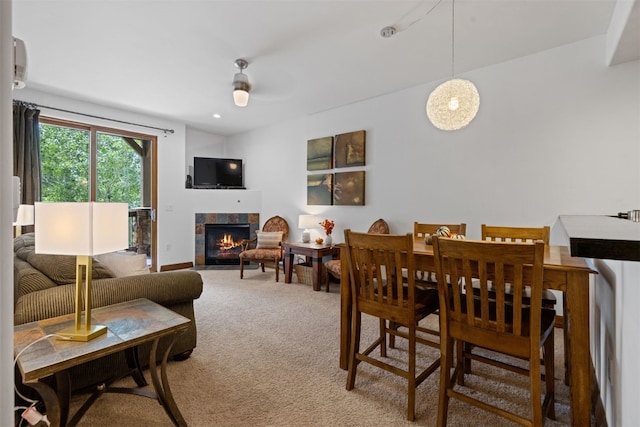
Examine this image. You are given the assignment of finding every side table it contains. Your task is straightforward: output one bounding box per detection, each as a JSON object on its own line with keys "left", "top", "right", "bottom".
{"left": 14, "top": 298, "right": 191, "bottom": 427}
{"left": 282, "top": 241, "right": 340, "bottom": 291}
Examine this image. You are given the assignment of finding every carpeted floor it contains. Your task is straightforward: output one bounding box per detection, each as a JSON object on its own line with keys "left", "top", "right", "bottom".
{"left": 66, "top": 269, "right": 587, "bottom": 426}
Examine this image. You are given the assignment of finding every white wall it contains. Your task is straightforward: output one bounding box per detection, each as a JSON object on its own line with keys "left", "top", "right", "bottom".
{"left": 1, "top": 1, "right": 15, "bottom": 424}
{"left": 228, "top": 36, "right": 640, "bottom": 244}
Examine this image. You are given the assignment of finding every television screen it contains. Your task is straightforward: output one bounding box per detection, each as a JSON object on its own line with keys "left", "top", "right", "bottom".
{"left": 193, "top": 157, "right": 244, "bottom": 189}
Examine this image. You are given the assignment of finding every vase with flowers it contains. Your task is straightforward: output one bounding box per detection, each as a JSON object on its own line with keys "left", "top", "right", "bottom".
{"left": 319, "top": 218, "right": 335, "bottom": 246}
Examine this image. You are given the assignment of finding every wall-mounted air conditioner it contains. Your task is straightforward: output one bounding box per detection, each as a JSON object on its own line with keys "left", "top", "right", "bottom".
{"left": 13, "top": 37, "right": 27, "bottom": 89}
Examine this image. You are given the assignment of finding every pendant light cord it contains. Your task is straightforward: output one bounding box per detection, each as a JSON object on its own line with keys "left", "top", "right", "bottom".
{"left": 451, "top": 0, "right": 455, "bottom": 78}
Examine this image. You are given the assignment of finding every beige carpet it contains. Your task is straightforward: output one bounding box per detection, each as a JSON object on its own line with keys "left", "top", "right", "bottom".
{"left": 67, "top": 269, "right": 588, "bottom": 426}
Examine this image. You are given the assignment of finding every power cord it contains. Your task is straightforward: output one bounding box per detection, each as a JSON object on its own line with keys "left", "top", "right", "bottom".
{"left": 14, "top": 333, "right": 71, "bottom": 426}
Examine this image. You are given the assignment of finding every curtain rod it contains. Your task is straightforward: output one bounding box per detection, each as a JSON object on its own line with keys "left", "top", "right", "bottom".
{"left": 13, "top": 99, "right": 175, "bottom": 135}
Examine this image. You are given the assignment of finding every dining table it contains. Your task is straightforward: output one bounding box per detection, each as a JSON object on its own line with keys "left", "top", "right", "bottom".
{"left": 338, "top": 239, "right": 597, "bottom": 427}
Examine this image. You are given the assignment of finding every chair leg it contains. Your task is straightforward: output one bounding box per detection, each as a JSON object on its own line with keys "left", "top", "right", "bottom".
{"left": 240, "top": 259, "right": 244, "bottom": 279}
{"left": 379, "top": 319, "right": 387, "bottom": 357}
{"left": 437, "top": 336, "right": 453, "bottom": 427}
{"left": 389, "top": 321, "right": 397, "bottom": 348}
{"left": 346, "top": 311, "right": 361, "bottom": 391}
{"left": 261, "top": 262, "right": 265, "bottom": 272}
{"left": 456, "top": 341, "right": 466, "bottom": 386}
{"left": 544, "top": 328, "right": 556, "bottom": 420}
{"left": 407, "top": 324, "right": 416, "bottom": 422}
{"left": 530, "top": 342, "right": 544, "bottom": 426}
{"left": 275, "top": 259, "right": 279, "bottom": 282}
{"left": 563, "top": 293, "right": 570, "bottom": 386}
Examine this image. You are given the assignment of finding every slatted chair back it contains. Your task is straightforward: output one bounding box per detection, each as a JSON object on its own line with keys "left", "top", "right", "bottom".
{"left": 481, "top": 225, "right": 549, "bottom": 244}
{"left": 414, "top": 222, "right": 467, "bottom": 240}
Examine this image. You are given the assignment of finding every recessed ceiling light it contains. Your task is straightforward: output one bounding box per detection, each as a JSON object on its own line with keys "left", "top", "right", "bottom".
{"left": 212, "top": 113, "right": 221, "bottom": 119}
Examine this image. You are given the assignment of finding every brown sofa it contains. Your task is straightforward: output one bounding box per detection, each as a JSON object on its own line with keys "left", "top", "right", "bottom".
{"left": 13, "top": 233, "right": 203, "bottom": 392}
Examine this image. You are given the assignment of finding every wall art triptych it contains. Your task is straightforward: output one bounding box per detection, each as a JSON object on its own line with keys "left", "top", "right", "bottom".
{"left": 306, "top": 130, "right": 366, "bottom": 206}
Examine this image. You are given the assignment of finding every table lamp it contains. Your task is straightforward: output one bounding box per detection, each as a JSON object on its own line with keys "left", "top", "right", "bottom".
{"left": 298, "top": 214, "right": 320, "bottom": 243}
{"left": 13, "top": 204, "right": 34, "bottom": 237}
{"left": 35, "top": 202, "right": 128, "bottom": 341}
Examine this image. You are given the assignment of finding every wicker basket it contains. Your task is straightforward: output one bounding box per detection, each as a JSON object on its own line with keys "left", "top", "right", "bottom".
{"left": 294, "top": 263, "right": 313, "bottom": 285}
{"left": 294, "top": 263, "right": 325, "bottom": 286}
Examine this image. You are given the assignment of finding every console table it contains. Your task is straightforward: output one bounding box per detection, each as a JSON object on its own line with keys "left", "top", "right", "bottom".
{"left": 282, "top": 242, "right": 339, "bottom": 291}
{"left": 14, "top": 298, "right": 190, "bottom": 427}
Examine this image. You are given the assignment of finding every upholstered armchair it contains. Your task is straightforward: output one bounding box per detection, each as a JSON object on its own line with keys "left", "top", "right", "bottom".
{"left": 239, "top": 215, "right": 289, "bottom": 282}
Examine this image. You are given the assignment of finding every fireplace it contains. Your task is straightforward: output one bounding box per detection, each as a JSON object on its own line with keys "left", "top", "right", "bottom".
{"left": 195, "top": 212, "right": 259, "bottom": 268}
{"left": 204, "top": 224, "right": 250, "bottom": 265}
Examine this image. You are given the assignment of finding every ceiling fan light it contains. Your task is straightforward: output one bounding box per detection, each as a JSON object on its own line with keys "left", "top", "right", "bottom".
{"left": 426, "top": 79, "right": 479, "bottom": 131}
{"left": 232, "top": 60, "right": 251, "bottom": 107}
{"left": 233, "top": 88, "right": 250, "bottom": 107}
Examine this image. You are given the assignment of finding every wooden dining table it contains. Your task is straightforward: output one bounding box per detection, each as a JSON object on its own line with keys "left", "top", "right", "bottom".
{"left": 338, "top": 239, "right": 597, "bottom": 427}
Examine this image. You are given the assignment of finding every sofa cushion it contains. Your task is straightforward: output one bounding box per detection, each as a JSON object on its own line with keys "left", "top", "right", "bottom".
{"left": 25, "top": 252, "right": 113, "bottom": 285}
{"left": 94, "top": 251, "right": 150, "bottom": 277}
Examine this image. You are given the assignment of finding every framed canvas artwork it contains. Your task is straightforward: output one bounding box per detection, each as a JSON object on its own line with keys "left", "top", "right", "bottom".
{"left": 307, "top": 173, "right": 333, "bottom": 205}
{"left": 307, "top": 136, "right": 333, "bottom": 171}
{"left": 334, "top": 130, "right": 365, "bottom": 168}
{"left": 333, "top": 171, "right": 365, "bottom": 206}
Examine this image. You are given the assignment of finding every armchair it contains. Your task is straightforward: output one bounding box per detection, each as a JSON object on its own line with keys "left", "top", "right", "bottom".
{"left": 239, "top": 215, "right": 289, "bottom": 282}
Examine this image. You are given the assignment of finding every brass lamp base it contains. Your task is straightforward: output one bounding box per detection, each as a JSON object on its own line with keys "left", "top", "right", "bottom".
{"left": 57, "top": 324, "right": 107, "bottom": 342}
{"left": 55, "top": 255, "right": 108, "bottom": 342}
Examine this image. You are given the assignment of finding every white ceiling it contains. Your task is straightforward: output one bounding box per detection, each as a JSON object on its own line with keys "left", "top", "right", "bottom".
{"left": 12, "top": 0, "right": 639, "bottom": 136}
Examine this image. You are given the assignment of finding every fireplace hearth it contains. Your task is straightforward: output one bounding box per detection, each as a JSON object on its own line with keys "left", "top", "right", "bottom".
{"left": 204, "top": 224, "right": 249, "bottom": 265}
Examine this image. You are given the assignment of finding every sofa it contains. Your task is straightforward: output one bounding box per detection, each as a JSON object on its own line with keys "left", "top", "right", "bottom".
{"left": 13, "top": 233, "right": 203, "bottom": 392}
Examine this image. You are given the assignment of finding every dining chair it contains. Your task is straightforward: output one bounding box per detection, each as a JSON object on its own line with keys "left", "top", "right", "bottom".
{"left": 413, "top": 222, "right": 467, "bottom": 287}
{"left": 481, "top": 224, "right": 570, "bottom": 384}
{"left": 323, "top": 218, "right": 389, "bottom": 292}
{"left": 388, "top": 222, "right": 468, "bottom": 349}
{"left": 433, "top": 237, "right": 555, "bottom": 426}
{"left": 344, "top": 230, "right": 440, "bottom": 421}
{"left": 239, "top": 215, "right": 289, "bottom": 281}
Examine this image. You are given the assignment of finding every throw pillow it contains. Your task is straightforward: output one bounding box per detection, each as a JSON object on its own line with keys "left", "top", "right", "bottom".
{"left": 26, "top": 252, "right": 114, "bottom": 285}
{"left": 256, "top": 231, "right": 283, "bottom": 249}
{"left": 94, "top": 251, "right": 150, "bottom": 277}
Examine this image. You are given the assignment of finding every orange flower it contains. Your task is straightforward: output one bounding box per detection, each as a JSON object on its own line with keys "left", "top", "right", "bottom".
{"left": 319, "top": 219, "right": 335, "bottom": 235}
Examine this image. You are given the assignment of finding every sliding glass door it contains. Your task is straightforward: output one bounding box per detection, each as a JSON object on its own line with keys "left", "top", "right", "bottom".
{"left": 39, "top": 118, "right": 158, "bottom": 271}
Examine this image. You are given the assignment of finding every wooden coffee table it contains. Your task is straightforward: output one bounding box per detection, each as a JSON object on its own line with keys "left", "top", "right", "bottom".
{"left": 282, "top": 241, "right": 339, "bottom": 291}
{"left": 14, "top": 298, "right": 191, "bottom": 427}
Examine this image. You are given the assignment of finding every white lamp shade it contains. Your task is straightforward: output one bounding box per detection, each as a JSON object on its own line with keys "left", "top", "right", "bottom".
{"left": 233, "top": 89, "right": 249, "bottom": 107}
{"left": 13, "top": 204, "right": 34, "bottom": 226}
{"left": 35, "top": 202, "right": 128, "bottom": 256}
{"left": 298, "top": 214, "right": 320, "bottom": 230}
{"left": 426, "top": 79, "right": 480, "bottom": 131}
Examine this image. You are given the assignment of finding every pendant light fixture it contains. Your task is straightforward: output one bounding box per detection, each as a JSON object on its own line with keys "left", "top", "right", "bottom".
{"left": 232, "top": 59, "right": 250, "bottom": 107}
{"left": 427, "top": 0, "right": 479, "bottom": 131}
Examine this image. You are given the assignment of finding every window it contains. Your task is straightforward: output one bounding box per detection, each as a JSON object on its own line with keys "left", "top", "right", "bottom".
{"left": 39, "top": 117, "right": 158, "bottom": 270}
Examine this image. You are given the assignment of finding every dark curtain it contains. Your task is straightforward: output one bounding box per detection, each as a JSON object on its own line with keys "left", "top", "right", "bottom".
{"left": 13, "top": 101, "right": 41, "bottom": 233}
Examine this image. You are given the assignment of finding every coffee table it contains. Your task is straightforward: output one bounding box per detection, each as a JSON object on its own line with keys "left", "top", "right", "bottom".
{"left": 14, "top": 298, "right": 190, "bottom": 427}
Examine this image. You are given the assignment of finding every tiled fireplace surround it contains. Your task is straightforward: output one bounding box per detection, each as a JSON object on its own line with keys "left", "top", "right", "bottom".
{"left": 194, "top": 212, "right": 260, "bottom": 267}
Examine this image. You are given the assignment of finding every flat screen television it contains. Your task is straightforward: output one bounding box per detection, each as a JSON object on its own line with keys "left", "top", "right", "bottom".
{"left": 193, "top": 157, "right": 244, "bottom": 189}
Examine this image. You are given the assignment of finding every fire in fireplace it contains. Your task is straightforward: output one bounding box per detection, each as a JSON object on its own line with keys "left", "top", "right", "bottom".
{"left": 205, "top": 224, "right": 250, "bottom": 265}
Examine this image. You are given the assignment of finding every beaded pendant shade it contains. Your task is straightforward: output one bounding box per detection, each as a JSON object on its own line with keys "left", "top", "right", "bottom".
{"left": 426, "top": 78, "right": 479, "bottom": 130}
{"left": 426, "top": 0, "right": 480, "bottom": 131}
